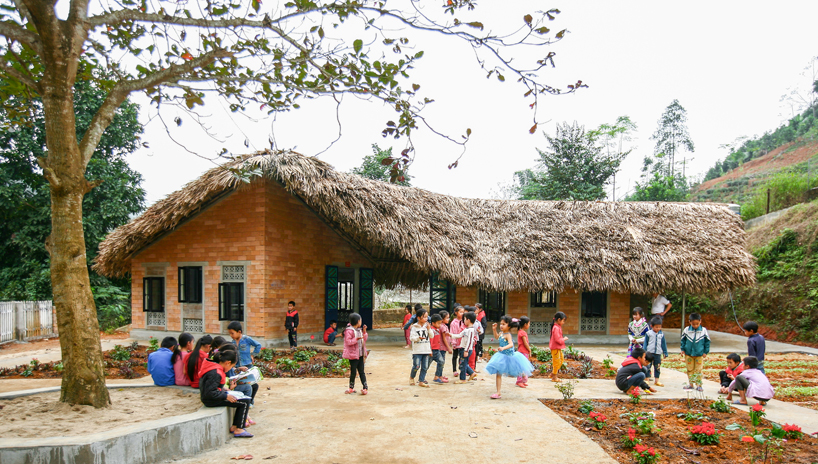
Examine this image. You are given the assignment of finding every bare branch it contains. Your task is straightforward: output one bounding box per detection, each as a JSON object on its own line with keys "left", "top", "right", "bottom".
{"left": 0, "top": 59, "right": 40, "bottom": 93}
{"left": 78, "top": 48, "right": 232, "bottom": 165}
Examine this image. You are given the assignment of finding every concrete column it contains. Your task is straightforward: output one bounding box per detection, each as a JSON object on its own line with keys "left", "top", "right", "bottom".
{"left": 15, "top": 302, "right": 26, "bottom": 341}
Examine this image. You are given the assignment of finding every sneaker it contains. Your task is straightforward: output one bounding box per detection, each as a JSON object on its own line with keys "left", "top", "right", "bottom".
{"left": 654, "top": 381, "right": 664, "bottom": 387}
{"left": 696, "top": 386, "right": 704, "bottom": 392}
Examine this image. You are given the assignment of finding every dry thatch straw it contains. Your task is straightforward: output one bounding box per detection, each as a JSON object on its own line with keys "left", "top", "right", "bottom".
{"left": 94, "top": 150, "right": 756, "bottom": 293}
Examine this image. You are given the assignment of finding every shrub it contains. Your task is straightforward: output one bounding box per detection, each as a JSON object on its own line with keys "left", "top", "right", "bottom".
{"left": 148, "top": 337, "right": 159, "bottom": 352}
{"left": 554, "top": 379, "right": 577, "bottom": 399}
{"left": 111, "top": 345, "right": 131, "bottom": 361}
{"left": 741, "top": 171, "right": 818, "bottom": 221}
{"left": 531, "top": 346, "right": 551, "bottom": 363}
{"left": 633, "top": 444, "right": 660, "bottom": 464}
{"left": 689, "top": 422, "right": 722, "bottom": 445}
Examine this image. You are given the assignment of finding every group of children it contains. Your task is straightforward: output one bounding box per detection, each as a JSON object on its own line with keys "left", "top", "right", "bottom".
{"left": 146, "top": 321, "right": 262, "bottom": 438}
{"left": 620, "top": 310, "right": 775, "bottom": 406}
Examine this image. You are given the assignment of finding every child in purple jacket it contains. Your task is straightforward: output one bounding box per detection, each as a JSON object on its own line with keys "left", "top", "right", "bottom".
{"left": 727, "top": 356, "right": 775, "bottom": 406}
{"left": 343, "top": 312, "right": 368, "bottom": 395}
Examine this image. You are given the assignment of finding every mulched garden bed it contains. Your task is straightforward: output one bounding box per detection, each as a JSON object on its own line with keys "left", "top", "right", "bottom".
{"left": 254, "top": 346, "right": 351, "bottom": 378}
{"left": 485, "top": 345, "right": 609, "bottom": 380}
{"left": 0, "top": 341, "right": 150, "bottom": 379}
{"left": 541, "top": 398, "right": 817, "bottom": 463}
{"left": 663, "top": 353, "right": 818, "bottom": 411}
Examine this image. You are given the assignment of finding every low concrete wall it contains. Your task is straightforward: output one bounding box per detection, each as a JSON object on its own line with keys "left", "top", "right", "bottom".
{"left": 0, "top": 385, "right": 230, "bottom": 464}
{"left": 744, "top": 204, "right": 797, "bottom": 230}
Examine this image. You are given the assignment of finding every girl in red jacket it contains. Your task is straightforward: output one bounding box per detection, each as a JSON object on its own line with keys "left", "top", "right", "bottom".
{"left": 549, "top": 311, "right": 568, "bottom": 382}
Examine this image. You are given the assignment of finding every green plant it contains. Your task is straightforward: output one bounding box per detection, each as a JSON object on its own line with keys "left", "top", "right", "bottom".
{"left": 621, "top": 412, "right": 660, "bottom": 435}
{"left": 781, "top": 423, "right": 803, "bottom": 440}
{"left": 334, "top": 358, "right": 350, "bottom": 371}
{"left": 554, "top": 379, "right": 577, "bottom": 399}
{"left": 119, "top": 365, "right": 136, "bottom": 379}
{"left": 30, "top": 358, "right": 40, "bottom": 367}
{"left": 319, "top": 367, "right": 329, "bottom": 376}
{"left": 148, "top": 337, "right": 159, "bottom": 352}
{"left": 531, "top": 346, "right": 551, "bottom": 363}
{"left": 578, "top": 400, "right": 594, "bottom": 415}
{"left": 588, "top": 411, "right": 606, "bottom": 430}
{"left": 54, "top": 362, "right": 64, "bottom": 372}
{"left": 749, "top": 404, "right": 766, "bottom": 427}
{"left": 257, "top": 348, "right": 276, "bottom": 362}
{"left": 577, "top": 359, "right": 594, "bottom": 379}
{"left": 710, "top": 397, "right": 733, "bottom": 413}
{"left": 327, "top": 352, "right": 340, "bottom": 363}
{"left": 633, "top": 444, "right": 660, "bottom": 464}
{"left": 484, "top": 346, "right": 497, "bottom": 358}
{"left": 129, "top": 340, "right": 139, "bottom": 351}
{"left": 565, "top": 345, "right": 581, "bottom": 360}
{"left": 277, "top": 358, "right": 299, "bottom": 371}
{"left": 111, "top": 345, "right": 131, "bottom": 361}
{"left": 537, "top": 364, "right": 550, "bottom": 375}
{"left": 602, "top": 355, "right": 614, "bottom": 370}
{"left": 677, "top": 411, "right": 708, "bottom": 422}
{"left": 606, "top": 368, "right": 617, "bottom": 377}
{"left": 688, "top": 422, "right": 721, "bottom": 445}
{"left": 629, "top": 387, "right": 643, "bottom": 404}
{"left": 621, "top": 428, "right": 642, "bottom": 449}
{"left": 293, "top": 349, "right": 317, "bottom": 362}
{"left": 21, "top": 367, "right": 33, "bottom": 377}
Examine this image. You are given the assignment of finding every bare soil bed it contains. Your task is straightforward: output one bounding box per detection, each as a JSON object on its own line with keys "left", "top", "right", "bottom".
{"left": 663, "top": 353, "right": 818, "bottom": 411}
{"left": 542, "top": 398, "right": 818, "bottom": 463}
{"left": 1, "top": 387, "right": 202, "bottom": 439}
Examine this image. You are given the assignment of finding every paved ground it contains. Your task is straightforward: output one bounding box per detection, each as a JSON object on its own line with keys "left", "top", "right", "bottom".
{"left": 3, "top": 330, "right": 818, "bottom": 463}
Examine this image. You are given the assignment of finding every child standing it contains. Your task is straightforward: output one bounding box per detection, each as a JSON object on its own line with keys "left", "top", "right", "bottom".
{"left": 485, "top": 316, "right": 535, "bottom": 399}
{"left": 402, "top": 305, "right": 413, "bottom": 349}
{"left": 680, "top": 313, "right": 711, "bottom": 392}
{"left": 727, "top": 356, "right": 774, "bottom": 406}
{"left": 438, "top": 311, "right": 452, "bottom": 382}
{"left": 549, "top": 311, "right": 568, "bottom": 382}
{"left": 429, "top": 314, "right": 448, "bottom": 384}
{"left": 628, "top": 307, "right": 649, "bottom": 354}
{"left": 409, "top": 308, "right": 433, "bottom": 387}
{"left": 744, "top": 321, "right": 766, "bottom": 374}
{"left": 467, "top": 306, "right": 482, "bottom": 372}
{"left": 324, "top": 320, "right": 339, "bottom": 346}
{"left": 228, "top": 321, "right": 262, "bottom": 370}
{"left": 343, "top": 313, "right": 368, "bottom": 395}
{"left": 285, "top": 301, "right": 299, "bottom": 348}
{"left": 516, "top": 317, "right": 531, "bottom": 388}
{"left": 449, "top": 305, "right": 465, "bottom": 378}
{"left": 643, "top": 317, "right": 668, "bottom": 387}
{"left": 719, "top": 353, "right": 745, "bottom": 394}
{"left": 449, "top": 311, "right": 478, "bottom": 384}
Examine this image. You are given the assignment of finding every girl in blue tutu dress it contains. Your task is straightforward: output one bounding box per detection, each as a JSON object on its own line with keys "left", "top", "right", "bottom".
{"left": 485, "top": 316, "right": 535, "bottom": 399}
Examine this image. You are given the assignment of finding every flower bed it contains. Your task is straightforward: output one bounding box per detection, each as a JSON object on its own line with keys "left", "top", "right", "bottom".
{"left": 253, "top": 346, "right": 351, "bottom": 378}
{"left": 0, "top": 341, "right": 150, "bottom": 379}
{"left": 525, "top": 346, "right": 607, "bottom": 380}
{"left": 541, "top": 398, "right": 817, "bottom": 463}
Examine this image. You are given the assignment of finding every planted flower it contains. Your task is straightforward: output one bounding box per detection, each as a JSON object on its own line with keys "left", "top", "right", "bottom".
{"left": 749, "top": 404, "right": 766, "bottom": 427}
{"left": 629, "top": 387, "right": 643, "bottom": 404}
{"left": 621, "top": 427, "right": 642, "bottom": 448}
{"left": 589, "top": 411, "right": 607, "bottom": 430}
{"left": 633, "top": 444, "right": 660, "bottom": 464}
{"left": 689, "top": 422, "right": 722, "bottom": 445}
{"left": 782, "top": 423, "right": 803, "bottom": 440}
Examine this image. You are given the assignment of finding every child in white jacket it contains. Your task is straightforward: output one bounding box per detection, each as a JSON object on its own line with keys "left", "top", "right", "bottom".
{"left": 409, "top": 309, "right": 433, "bottom": 387}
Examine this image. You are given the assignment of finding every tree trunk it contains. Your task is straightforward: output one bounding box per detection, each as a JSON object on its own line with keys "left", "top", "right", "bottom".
{"left": 42, "top": 84, "right": 110, "bottom": 408}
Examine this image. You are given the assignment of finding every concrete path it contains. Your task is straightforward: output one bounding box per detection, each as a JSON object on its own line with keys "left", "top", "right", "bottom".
{"left": 172, "top": 343, "right": 617, "bottom": 464}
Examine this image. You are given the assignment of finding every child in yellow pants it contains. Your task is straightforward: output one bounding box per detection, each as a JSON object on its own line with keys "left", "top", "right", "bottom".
{"left": 549, "top": 311, "right": 568, "bottom": 382}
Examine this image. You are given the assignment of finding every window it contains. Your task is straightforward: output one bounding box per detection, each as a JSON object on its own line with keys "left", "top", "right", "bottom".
{"left": 143, "top": 277, "right": 165, "bottom": 312}
{"left": 531, "top": 291, "right": 557, "bottom": 308}
{"left": 430, "top": 273, "right": 456, "bottom": 315}
{"left": 479, "top": 289, "right": 506, "bottom": 322}
{"left": 581, "top": 291, "right": 607, "bottom": 318}
{"left": 178, "top": 266, "right": 203, "bottom": 303}
{"left": 219, "top": 282, "right": 244, "bottom": 321}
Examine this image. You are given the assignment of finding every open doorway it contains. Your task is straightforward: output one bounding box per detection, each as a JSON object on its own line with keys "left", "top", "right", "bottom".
{"left": 337, "top": 267, "right": 355, "bottom": 327}
{"left": 581, "top": 291, "right": 607, "bottom": 333}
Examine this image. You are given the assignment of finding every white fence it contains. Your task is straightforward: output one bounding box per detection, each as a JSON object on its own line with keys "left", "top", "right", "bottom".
{"left": 0, "top": 301, "right": 56, "bottom": 343}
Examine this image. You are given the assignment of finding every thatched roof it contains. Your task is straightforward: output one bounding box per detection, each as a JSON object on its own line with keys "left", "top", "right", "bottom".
{"left": 94, "top": 150, "right": 756, "bottom": 293}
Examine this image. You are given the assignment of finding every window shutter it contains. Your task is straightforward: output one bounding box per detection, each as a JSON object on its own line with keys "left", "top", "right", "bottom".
{"left": 143, "top": 277, "right": 150, "bottom": 312}
{"left": 219, "top": 283, "right": 228, "bottom": 320}
{"left": 359, "top": 268, "right": 374, "bottom": 329}
{"left": 178, "top": 267, "right": 186, "bottom": 303}
{"left": 193, "top": 267, "right": 203, "bottom": 303}
{"left": 325, "top": 266, "right": 338, "bottom": 329}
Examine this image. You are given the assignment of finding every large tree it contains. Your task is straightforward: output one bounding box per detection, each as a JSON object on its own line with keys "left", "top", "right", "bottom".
{"left": 651, "top": 99, "right": 694, "bottom": 176}
{"left": 0, "top": 0, "right": 582, "bottom": 406}
{"left": 586, "top": 115, "right": 637, "bottom": 200}
{"left": 515, "top": 122, "right": 626, "bottom": 201}
{"left": 351, "top": 144, "right": 411, "bottom": 185}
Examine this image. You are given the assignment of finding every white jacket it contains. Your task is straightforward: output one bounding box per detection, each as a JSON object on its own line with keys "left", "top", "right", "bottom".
{"left": 451, "top": 327, "right": 476, "bottom": 353}
{"left": 410, "top": 322, "right": 433, "bottom": 354}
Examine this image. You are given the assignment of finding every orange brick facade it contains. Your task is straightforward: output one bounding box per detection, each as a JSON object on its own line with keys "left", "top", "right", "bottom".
{"left": 131, "top": 180, "right": 370, "bottom": 340}
{"left": 458, "top": 286, "right": 631, "bottom": 335}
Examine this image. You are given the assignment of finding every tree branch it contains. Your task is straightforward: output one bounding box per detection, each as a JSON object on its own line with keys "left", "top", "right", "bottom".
{"left": 0, "top": 20, "right": 41, "bottom": 52}
{"left": 78, "top": 48, "right": 232, "bottom": 165}
{"left": 0, "top": 59, "right": 40, "bottom": 93}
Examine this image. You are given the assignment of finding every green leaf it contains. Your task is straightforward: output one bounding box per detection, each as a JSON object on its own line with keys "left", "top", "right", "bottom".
{"left": 318, "top": 27, "right": 324, "bottom": 39}
{"left": 353, "top": 39, "right": 363, "bottom": 54}
{"left": 725, "top": 423, "right": 744, "bottom": 431}
{"left": 556, "top": 29, "right": 566, "bottom": 39}
{"left": 414, "top": 51, "right": 424, "bottom": 59}
{"left": 251, "top": 0, "right": 261, "bottom": 13}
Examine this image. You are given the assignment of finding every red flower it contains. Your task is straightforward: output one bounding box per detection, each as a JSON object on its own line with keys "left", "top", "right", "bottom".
{"left": 635, "top": 444, "right": 648, "bottom": 453}
{"left": 741, "top": 436, "right": 755, "bottom": 443}
{"left": 628, "top": 428, "right": 637, "bottom": 440}
{"left": 783, "top": 424, "right": 802, "bottom": 432}
{"left": 752, "top": 404, "right": 764, "bottom": 412}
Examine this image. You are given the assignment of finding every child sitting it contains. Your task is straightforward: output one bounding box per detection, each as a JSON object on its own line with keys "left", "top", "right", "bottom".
{"left": 727, "top": 356, "right": 774, "bottom": 406}
{"left": 324, "top": 320, "right": 339, "bottom": 346}
{"left": 198, "top": 350, "right": 253, "bottom": 438}
{"left": 680, "top": 312, "right": 710, "bottom": 392}
{"left": 744, "top": 321, "right": 766, "bottom": 374}
{"left": 643, "top": 317, "right": 667, "bottom": 387}
{"left": 186, "top": 335, "right": 213, "bottom": 388}
{"left": 147, "top": 336, "right": 178, "bottom": 387}
{"left": 172, "top": 333, "right": 195, "bottom": 386}
{"left": 718, "top": 353, "right": 744, "bottom": 394}
{"left": 615, "top": 347, "right": 657, "bottom": 395}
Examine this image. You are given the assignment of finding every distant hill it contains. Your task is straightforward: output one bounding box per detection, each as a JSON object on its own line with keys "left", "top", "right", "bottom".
{"left": 690, "top": 138, "right": 818, "bottom": 204}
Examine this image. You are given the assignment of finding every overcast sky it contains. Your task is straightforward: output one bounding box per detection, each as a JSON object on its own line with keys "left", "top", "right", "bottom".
{"left": 125, "top": 1, "right": 818, "bottom": 206}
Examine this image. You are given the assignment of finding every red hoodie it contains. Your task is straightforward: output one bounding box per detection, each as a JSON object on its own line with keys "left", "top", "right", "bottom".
{"left": 198, "top": 359, "right": 225, "bottom": 386}
{"left": 621, "top": 357, "right": 642, "bottom": 368}
{"left": 189, "top": 350, "right": 209, "bottom": 388}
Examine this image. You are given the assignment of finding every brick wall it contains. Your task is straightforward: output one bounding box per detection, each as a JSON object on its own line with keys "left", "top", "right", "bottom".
{"left": 131, "top": 180, "right": 370, "bottom": 340}
{"left": 558, "top": 290, "right": 581, "bottom": 334}
{"left": 608, "top": 291, "right": 631, "bottom": 335}
{"left": 507, "top": 291, "right": 528, "bottom": 317}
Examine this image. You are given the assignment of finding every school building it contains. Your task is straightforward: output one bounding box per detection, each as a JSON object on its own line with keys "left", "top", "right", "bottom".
{"left": 94, "top": 151, "right": 756, "bottom": 343}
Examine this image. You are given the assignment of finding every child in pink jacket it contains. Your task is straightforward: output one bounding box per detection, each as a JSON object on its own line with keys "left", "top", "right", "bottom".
{"left": 343, "top": 312, "right": 368, "bottom": 395}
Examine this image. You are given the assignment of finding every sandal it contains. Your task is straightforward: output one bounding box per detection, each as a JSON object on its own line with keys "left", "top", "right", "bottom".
{"left": 233, "top": 431, "right": 254, "bottom": 438}
{"left": 344, "top": 388, "right": 356, "bottom": 394}
{"left": 361, "top": 389, "right": 368, "bottom": 395}
{"left": 490, "top": 393, "right": 501, "bottom": 399}
{"left": 732, "top": 400, "right": 748, "bottom": 405}
{"left": 231, "top": 455, "right": 254, "bottom": 460}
